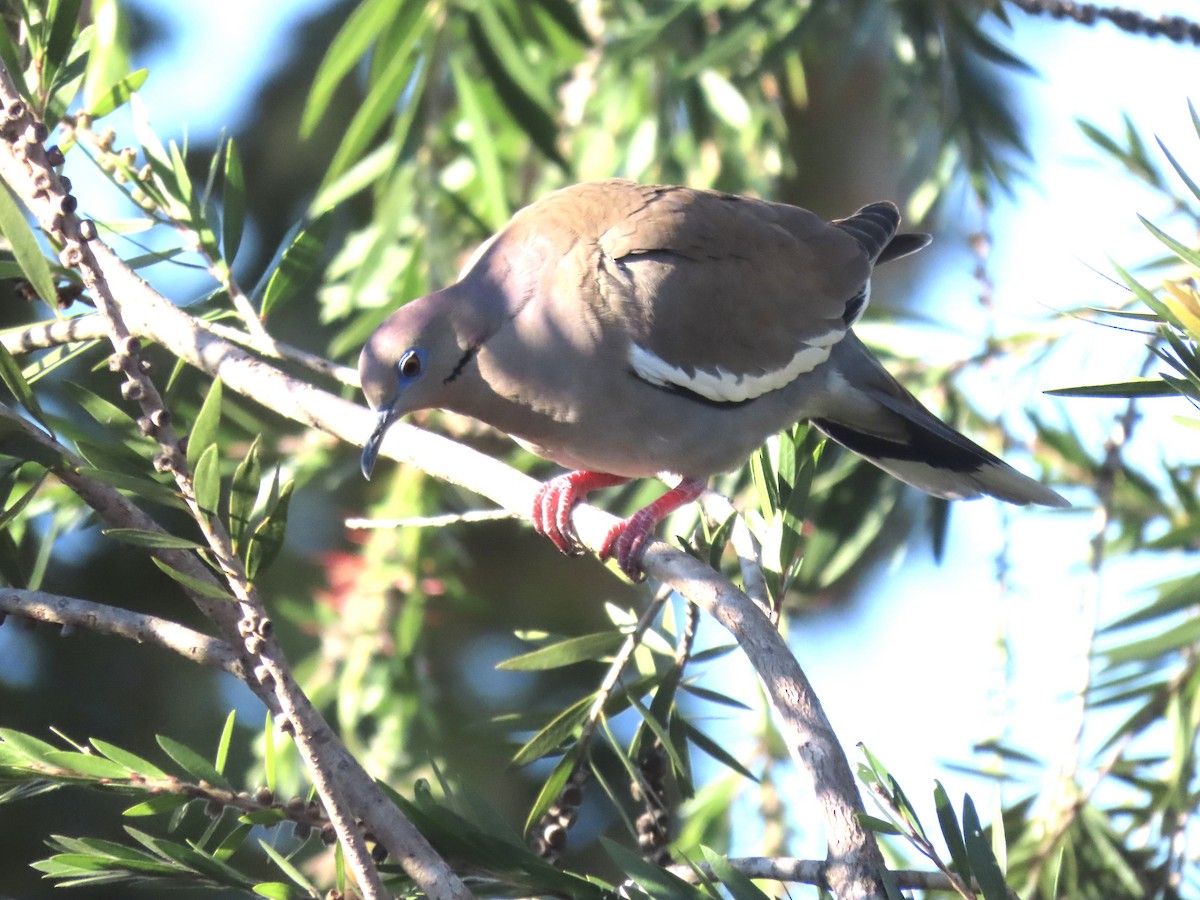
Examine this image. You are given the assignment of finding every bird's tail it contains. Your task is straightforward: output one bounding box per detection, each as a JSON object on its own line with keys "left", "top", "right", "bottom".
{"left": 813, "top": 334, "right": 1068, "bottom": 508}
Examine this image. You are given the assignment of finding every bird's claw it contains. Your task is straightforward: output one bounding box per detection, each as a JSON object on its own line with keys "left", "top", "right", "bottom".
{"left": 599, "top": 514, "right": 652, "bottom": 583}
{"left": 532, "top": 476, "right": 584, "bottom": 556}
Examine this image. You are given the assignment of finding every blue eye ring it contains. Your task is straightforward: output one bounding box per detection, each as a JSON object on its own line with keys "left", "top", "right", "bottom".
{"left": 397, "top": 348, "right": 426, "bottom": 382}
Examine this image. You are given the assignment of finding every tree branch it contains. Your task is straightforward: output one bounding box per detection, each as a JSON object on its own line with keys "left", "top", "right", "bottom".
{"left": 0, "top": 587, "right": 244, "bottom": 677}
{"left": 0, "top": 68, "right": 889, "bottom": 900}
{"left": 83, "top": 230, "right": 889, "bottom": 898}
{"left": 0, "top": 73, "right": 469, "bottom": 900}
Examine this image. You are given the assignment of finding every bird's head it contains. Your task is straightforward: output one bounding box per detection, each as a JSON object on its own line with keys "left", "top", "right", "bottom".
{"left": 357, "top": 288, "right": 482, "bottom": 479}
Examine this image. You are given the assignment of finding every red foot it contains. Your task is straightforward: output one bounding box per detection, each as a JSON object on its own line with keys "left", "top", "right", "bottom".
{"left": 532, "top": 471, "right": 629, "bottom": 556}
{"left": 599, "top": 478, "right": 706, "bottom": 581}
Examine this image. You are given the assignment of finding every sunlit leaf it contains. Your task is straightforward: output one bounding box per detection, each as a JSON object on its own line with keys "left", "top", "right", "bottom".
{"left": 0, "top": 182, "right": 58, "bottom": 309}
{"left": 496, "top": 631, "right": 625, "bottom": 671}
{"left": 186, "top": 378, "right": 222, "bottom": 471}
{"left": 86, "top": 68, "right": 147, "bottom": 119}
{"left": 259, "top": 215, "right": 332, "bottom": 319}
{"left": 101, "top": 528, "right": 203, "bottom": 550}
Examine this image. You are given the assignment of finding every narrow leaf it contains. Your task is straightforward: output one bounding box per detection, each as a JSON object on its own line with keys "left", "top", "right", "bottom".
{"left": 192, "top": 443, "right": 221, "bottom": 517}
{"left": 0, "top": 182, "right": 57, "bottom": 309}
{"left": 123, "top": 793, "right": 190, "bottom": 817}
{"left": 934, "top": 780, "right": 971, "bottom": 878}
{"left": 42, "top": 750, "right": 131, "bottom": 780}
{"left": 259, "top": 215, "right": 331, "bottom": 319}
{"left": 155, "top": 735, "right": 231, "bottom": 790}
{"left": 244, "top": 480, "right": 292, "bottom": 579}
{"left": 962, "top": 795, "right": 1009, "bottom": 900}
{"left": 87, "top": 68, "right": 148, "bottom": 119}
{"left": 701, "top": 846, "right": 772, "bottom": 900}
{"left": 299, "top": 0, "right": 406, "bottom": 136}
{"left": 228, "top": 435, "right": 262, "bottom": 548}
{"left": 497, "top": 631, "right": 625, "bottom": 671}
{"left": 222, "top": 138, "right": 245, "bottom": 263}
{"left": 150, "top": 558, "right": 233, "bottom": 601}
{"left": 215, "top": 710, "right": 236, "bottom": 775}
{"left": 186, "top": 378, "right": 222, "bottom": 471}
{"left": 101, "top": 528, "right": 203, "bottom": 550}
{"left": 258, "top": 840, "right": 316, "bottom": 892}
{"left": 89, "top": 740, "right": 168, "bottom": 780}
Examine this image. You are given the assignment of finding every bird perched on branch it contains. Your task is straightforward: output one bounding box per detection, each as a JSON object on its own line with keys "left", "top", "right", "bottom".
{"left": 359, "top": 180, "right": 1067, "bottom": 580}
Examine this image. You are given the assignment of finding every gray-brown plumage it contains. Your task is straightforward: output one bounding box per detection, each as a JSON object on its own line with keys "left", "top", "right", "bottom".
{"left": 359, "top": 180, "right": 1067, "bottom": 579}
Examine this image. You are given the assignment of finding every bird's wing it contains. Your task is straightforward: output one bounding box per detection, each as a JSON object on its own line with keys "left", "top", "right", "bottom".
{"left": 591, "top": 185, "right": 882, "bottom": 403}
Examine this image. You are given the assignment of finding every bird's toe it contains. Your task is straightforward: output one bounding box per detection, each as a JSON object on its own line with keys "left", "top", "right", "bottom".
{"left": 532, "top": 478, "right": 583, "bottom": 556}
{"left": 599, "top": 519, "right": 649, "bottom": 582}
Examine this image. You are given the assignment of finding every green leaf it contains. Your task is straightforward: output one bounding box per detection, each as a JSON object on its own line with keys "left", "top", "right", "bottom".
{"left": 228, "top": 435, "right": 261, "bottom": 548}
{"left": 497, "top": 631, "right": 625, "bottom": 671}
{"left": 123, "top": 794, "right": 190, "bottom": 817}
{"left": 186, "top": 378, "right": 222, "bottom": 471}
{"left": 253, "top": 882, "right": 294, "bottom": 900}
{"left": 318, "top": 2, "right": 430, "bottom": 190}
{"left": 299, "top": 0, "right": 409, "bottom": 136}
{"left": 855, "top": 813, "right": 903, "bottom": 835}
{"left": 682, "top": 721, "right": 757, "bottom": 782}
{"left": 239, "top": 808, "right": 287, "bottom": 826}
{"left": 934, "top": 781, "right": 971, "bottom": 879}
{"left": 155, "top": 734, "right": 231, "bottom": 790}
{"left": 259, "top": 214, "right": 331, "bottom": 319}
{"left": 101, "top": 528, "right": 203, "bottom": 550}
{"left": 150, "top": 557, "right": 233, "bottom": 601}
{"left": 1044, "top": 378, "right": 1175, "bottom": 398}
{"left": 222, "top": 138, "right": 245, "bottom": 263}
{"left": 90, "top": 739, "right": 169, "bottom": 779}
{"left": 0, "top": 469, "right": 48, "bottom": 532}
{"left": 0, "top": 341, "right": 52, "bottom": 434}
{"left": 450, "top": 55, "right": 508, "bottom": 230}
{"left": 0, "top": 728, "right": 58, "bottom": 764}
{"left": 510, "top": 695, "right": 593, "bottom": 767}
{"left": 0, "top": 184, "right": 56, "bottom": 308}
{"left": 523, "top": 753, "right": 577, "bottom": 834}
{"left": 467, "top": 11, "right": 566, "bottom": 169}
{"left": 1139, "top": 215, "right": 1200, "bottom": 271}
{"left": 244, "top": 479, "right": 292, "bottom": 579}
{"left": 43, "top": 0, "right": 85, "bottom": 92}
{"left": 701, "top": 846, "right": 771, "bottom": 900}
{"left": 62, "top": 381, "right": 137, "bottom": 431}
{"left": 215, "top": 710, "right": 236, "bottom": 776}
{"left": 193, "top": 443, "right": 221, "bottom": 517}
{"left": 210, "top": 822, "right": 253, "bottom": 864}
{"left": 87, "top": 67, "right": 147, "bottom": 118}
{"left": 77, "top": 467, "right": 185, "bottom": 509}
{"left": 604, "top": 838, "right": 709, "bottom": 900}
{"left": 258, "top": 840, "right": 316, "bottom": 892}
{"left": 962, "top": 795, "right": 1009, "bottom": 900}
{"left": 42, "top": 750, "right": 132, "bottom": 780}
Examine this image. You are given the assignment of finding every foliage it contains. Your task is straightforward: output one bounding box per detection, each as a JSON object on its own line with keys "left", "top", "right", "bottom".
{"left": 0, "top": 1, "right": 1196, "bottom": 899}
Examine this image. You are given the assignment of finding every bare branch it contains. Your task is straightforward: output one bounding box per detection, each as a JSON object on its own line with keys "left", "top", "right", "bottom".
{"left": 0, "top": 587, "right": 243, "bottom": 677}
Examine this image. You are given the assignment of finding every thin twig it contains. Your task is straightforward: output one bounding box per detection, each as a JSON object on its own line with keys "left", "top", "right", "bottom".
{"left": 0, "top": 587, "right": 243, "bottom": 677}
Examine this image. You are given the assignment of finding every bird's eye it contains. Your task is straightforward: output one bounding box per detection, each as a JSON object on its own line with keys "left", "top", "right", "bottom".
{"left": 398, "top": 349, "right": 424, "bottom": 380}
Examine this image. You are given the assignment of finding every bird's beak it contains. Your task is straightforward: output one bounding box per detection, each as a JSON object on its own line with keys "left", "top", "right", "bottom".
{"left": 360, "top": 404, "right": 397, "bottom": 480}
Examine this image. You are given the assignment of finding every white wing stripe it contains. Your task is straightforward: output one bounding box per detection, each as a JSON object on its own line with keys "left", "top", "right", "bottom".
{"left": 629, "top": 337, "right": 839, "bottom": 403}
